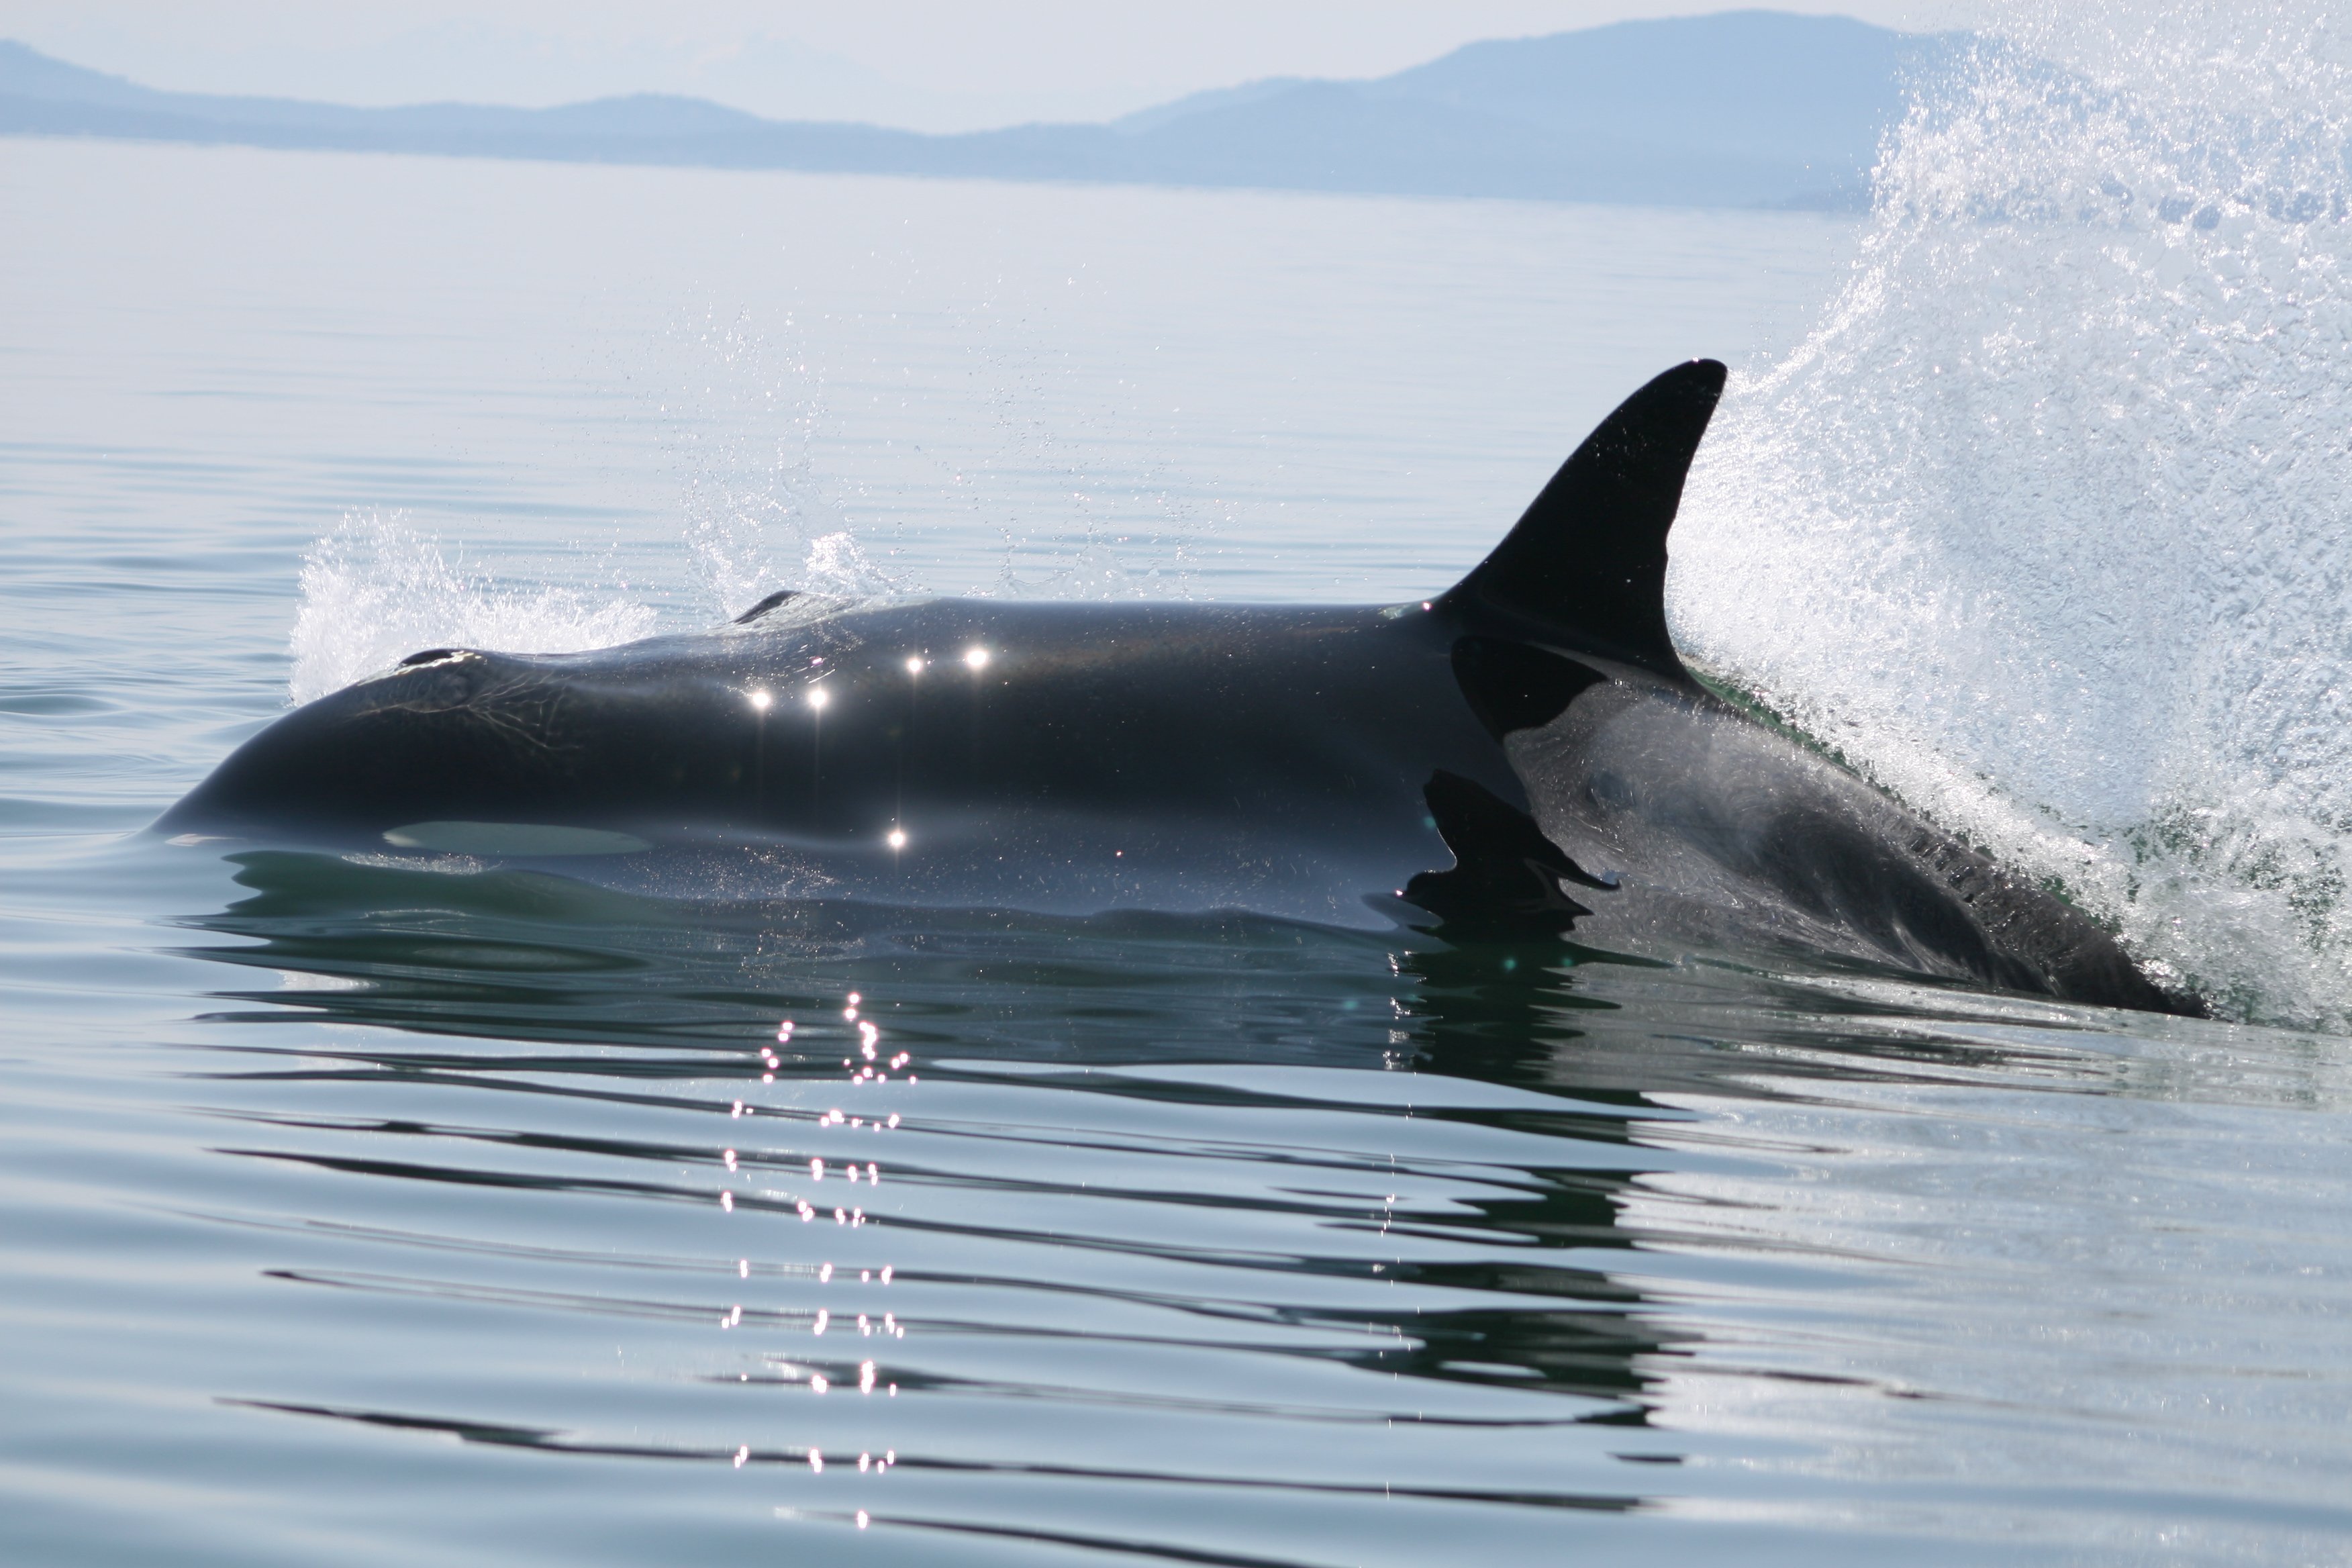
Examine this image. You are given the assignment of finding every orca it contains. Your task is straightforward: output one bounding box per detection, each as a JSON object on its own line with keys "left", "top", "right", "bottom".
{"left": 157, "top": 360, "right": 2196, "bottom": 1016}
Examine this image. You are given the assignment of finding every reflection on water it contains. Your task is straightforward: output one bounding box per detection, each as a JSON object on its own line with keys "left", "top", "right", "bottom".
{"left": 169, "top": 852, "right": 1710, "bottom": 1551}
{"left": 79, "top": 848, "right": 2339, "bottom": 1563}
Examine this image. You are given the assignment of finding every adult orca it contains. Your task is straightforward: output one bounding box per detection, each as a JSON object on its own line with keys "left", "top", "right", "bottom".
{"left": 157, "top": 361, "right": 2196, "bottom": 1016}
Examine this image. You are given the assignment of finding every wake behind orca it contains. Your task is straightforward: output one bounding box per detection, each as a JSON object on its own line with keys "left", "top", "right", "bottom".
{"left": 159, "top": 361, "right": 2196, "bottom": 1016}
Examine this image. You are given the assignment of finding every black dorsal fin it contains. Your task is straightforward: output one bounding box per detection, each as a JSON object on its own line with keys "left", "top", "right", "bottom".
{"left": 1439, "top": 358, "right": 1726, "bottom": 682}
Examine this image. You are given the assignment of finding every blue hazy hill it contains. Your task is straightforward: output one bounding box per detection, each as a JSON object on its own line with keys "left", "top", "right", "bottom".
{"left": 0, "top": 13, "right": 1964, "bottom": 209}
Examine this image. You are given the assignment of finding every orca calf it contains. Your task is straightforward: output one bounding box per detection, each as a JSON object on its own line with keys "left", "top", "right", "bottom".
{"left": 158, "top": 361, "right": 2195, "bottom": 1016}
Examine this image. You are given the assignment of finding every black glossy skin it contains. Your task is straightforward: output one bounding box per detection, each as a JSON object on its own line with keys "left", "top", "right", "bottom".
{"left": 160, "top": 597, "right": 1504, "bottom": 926}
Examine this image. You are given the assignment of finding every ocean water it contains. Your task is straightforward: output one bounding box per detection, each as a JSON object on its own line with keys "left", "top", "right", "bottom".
{"left": 6, "top": 11, "right": 2352, "bottom": 1563}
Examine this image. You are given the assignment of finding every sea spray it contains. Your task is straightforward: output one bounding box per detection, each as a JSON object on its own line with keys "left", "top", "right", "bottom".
{"left": 666, "top": 308, "right": 905, "bottom": 614}
{"left": 1674, "top": 0, "right": 2352, "bottom": 1025}
{"left": 288, "top": 512, "right": 656, "bottom": 705}
{"left": 661, "top": 304, "right": 1208, "bottom": 608}
{"left": 288, "top": 315, "right": 899, "bottom": 709}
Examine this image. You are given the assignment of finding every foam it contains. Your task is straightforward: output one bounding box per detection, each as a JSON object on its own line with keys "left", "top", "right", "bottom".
{"left": 1674, "top": 0, "right": 2352, "bottom": 1026}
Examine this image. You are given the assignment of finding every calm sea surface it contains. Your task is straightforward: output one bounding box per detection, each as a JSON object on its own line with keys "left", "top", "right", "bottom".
{"left": 3, "top": 138, "right": 2350, "bottom": 1566}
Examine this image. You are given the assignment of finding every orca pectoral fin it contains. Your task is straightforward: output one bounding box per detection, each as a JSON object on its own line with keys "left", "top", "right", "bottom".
{"left": 1402, "top": 770, "right": 1612, "bottom": 940}
{"left": 1440, "top": 358, "right": 1726, "bottom": 683}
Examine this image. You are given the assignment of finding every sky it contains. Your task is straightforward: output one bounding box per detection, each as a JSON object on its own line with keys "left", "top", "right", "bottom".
{"left": 0, "top": 1, "right": 1990, "bottom": 132}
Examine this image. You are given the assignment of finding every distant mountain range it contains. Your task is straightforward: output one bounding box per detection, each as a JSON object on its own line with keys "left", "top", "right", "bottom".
{"left": 0, "top": 12, "right": 1967, "bottom": 211}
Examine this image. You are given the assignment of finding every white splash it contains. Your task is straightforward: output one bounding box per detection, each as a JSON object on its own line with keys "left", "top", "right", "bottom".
{"left": 288, "top": 512, "right": 657, "bottom": 705}
{"left": 1675, "top": 0, "right": 2352, "bottom": 1026}
{"left": 669, "top": 310, "right": 911, "bottom": 615}
{"left": 287, "top": 318, "right": 910, "bottom": 710}
{"left": 800, "top": 530, "right": 905, "bottom": 599}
